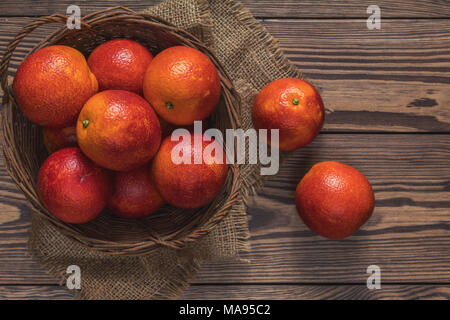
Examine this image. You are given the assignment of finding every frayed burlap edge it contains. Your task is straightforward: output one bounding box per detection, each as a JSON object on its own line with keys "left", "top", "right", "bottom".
{"left": 144, "top": 0, "right": 215, "bottom": 50}
{"left": 228, "top": 1, "right": 302, "bottom": 81}
{"left": 28, "top": 213, "right": 205, "bottom": 300}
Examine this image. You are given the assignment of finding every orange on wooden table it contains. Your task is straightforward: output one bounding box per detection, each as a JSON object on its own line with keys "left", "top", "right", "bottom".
{"left": 295, "top": 161, "right": 375, "bottom": 239}
{"left": 77, "top": 90, "right": 161, "bottom": 172}
{"left": 88, "top": 39, "right": 153, "bottom": 95}
{"left": 13, "top": 45, "right": 98, "bottom": 127}
{"left": 252, "top": 78, "right": 324, "bottom": 151}
{"left": 143, "top": 46, "right": 221, "bottom": 126}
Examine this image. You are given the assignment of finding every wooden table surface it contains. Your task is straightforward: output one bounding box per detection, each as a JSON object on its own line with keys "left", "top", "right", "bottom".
{"left": 0, "top": 0, "right": 449, "bottom": 300}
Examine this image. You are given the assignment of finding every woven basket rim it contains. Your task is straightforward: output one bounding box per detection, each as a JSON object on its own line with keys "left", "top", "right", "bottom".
{"left": 0, "top": 6, "right": 242, "bottom": 256}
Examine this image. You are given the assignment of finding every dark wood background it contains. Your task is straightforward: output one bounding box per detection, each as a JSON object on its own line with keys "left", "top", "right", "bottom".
{"left": 0, "top": 0, "right": 449, "bottom": 299}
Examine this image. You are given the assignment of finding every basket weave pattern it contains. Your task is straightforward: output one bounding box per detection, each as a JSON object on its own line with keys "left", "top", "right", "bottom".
{"left": 0, "top": 7, "right": 242, "bottom": 255}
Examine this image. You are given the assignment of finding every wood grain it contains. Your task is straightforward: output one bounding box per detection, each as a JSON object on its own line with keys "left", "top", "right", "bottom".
{"left": 181, "top": 285, "right": 450, "bottom": 300}
{"left": 0, "top": 134, "right": 448, "bottom": 284}
{"left": 1, "top": 284, "right": 449, "bottom": 300}
{"left": 0, "top": 0, "right": 450, "bottom": 18}
{"left": 0, "top": 0, "right": 449, "bottom": 300}
{"left": 264, "top": 19, "right": 450, "bottom": 132}
{"left": 1, "top": 18, "right": 449, "bottom": 132}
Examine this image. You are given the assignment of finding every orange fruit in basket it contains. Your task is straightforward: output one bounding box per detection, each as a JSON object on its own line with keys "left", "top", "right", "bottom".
{"left": 77, "top": 90, "right": 161, "bottom": 172}
{"left": 42, "top": 125, "right": 77, "bottom": 154}
{"left": 13, "top": 45, "right": 98, "bottom": 127}
{"left": 151, "top": 132, "right": 228, "bottom": 208}
{"left": 252, "top": 78, "right": 324, "bottom": 151}
{"left": 37, "top": 147, "right": 112, "bottom": 224}
{"left": 143, "top": 46, "right": 221, "bottom": 125}
{"left": 108, "top": 165, "right": 164, "bottom": 219}
{"left": 295, "top": 161, "right": 375, "bottom": 239}
{"left": 88, "top": 39, "right": 153, "bottom": 94}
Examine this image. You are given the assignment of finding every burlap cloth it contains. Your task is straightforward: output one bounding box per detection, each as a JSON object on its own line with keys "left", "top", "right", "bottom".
{"left": 28, "top": 0, "right": 302, "bottom": 299}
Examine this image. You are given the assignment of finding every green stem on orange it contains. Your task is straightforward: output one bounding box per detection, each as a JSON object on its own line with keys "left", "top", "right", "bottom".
{"left": 292, "top": 98, "right": 299, "bottom": 105}
{"left": 82, "top": 120, "right": 90, "bottom": 128}
{"left": 165, "top": 101, "right": 174, "bottom": 109}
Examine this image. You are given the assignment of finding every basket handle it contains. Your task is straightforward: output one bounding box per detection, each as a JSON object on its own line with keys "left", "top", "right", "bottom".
{"left": 0, "top": 15, "right": 73, "bottom": 98}
{"left": 0, "top": 6, "right": 138, "bottom": 100}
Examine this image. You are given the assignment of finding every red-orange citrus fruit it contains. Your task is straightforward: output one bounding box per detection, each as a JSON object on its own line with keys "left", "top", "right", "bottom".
{"left": 88, "top": 39, "right": 153, "bottom": 94}
{"left": 42, "top": 125, "right": 77, "bottom": 154}
{"left": 143, "top": 46, "right": 221, "bottom": 125}
{"left": 252, "top": 78, "right": 324, "bottom": 151}
{"left": 108, "top": 165, "right": 164, "bottom": 219}
{"left": 295, "top": 161, "right": 375, "bottom": 239}
{"left": 37, "top": 147, "right": 112, "bottom": 224}
{"left": 151, "top": 132, "right": 228, "bottom": 208}
{"left": 77, "top": 90, "right": 161, "bottom": 172}
{"left": 13, "top": 45, "right": 98, "bottom": 127}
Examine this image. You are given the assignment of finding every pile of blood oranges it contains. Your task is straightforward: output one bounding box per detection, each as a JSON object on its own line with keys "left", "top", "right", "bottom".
{"left": 14, "top": 39, "right": 227, "bottom": 224}
{"left": 13, "top": 38, "right": 374, "bottom": 240}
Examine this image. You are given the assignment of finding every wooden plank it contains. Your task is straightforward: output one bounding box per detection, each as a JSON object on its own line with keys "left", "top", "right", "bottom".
{"left": 264, "top": 19, "right": 450, "bottom": 132}
{"left": 182, "top": 285, "right": 450, "bottom": 300}
{"left": 1, "top": 0, "right": 450, "bottom": 18}
{"left": 0, "top": 285, "right": 74, "bottom": 300}
{"left": 1, "top": 284, "right": 449, "bottom": 300}
{"left": 0, "top": 134, "right": 448, "bottom": 284}
{"left": 1, "top": 18, "right": 449, "bottom": 132}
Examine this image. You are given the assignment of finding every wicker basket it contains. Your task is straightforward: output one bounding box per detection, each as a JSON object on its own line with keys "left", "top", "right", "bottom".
{"left": 0, "top": 7, "right": 242, "bottom": 255}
